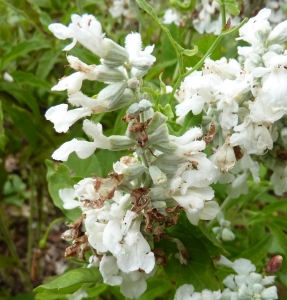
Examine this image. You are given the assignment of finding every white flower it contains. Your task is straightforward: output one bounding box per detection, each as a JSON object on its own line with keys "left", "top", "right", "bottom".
{"left": 162, "top": 8, "right": 180, "bottom": 26}
{"left": 99, "top": 255, "right": 123, "bottom": 286}
{"left": 125, "top": 32, "right": 156, "bottom": 77}
{"left": 217, "top": 256, "right": 256, "bottom": 275}
{"left": 48, "top": 14, "right": 104, "bottom": 53}
{"left": 238, "top": 8, "right": 271, "bottom": 45}
{"left": 116, "top": 218, "right": 155, "bottom": 274}
{"left": 45, "top": 104, "right": 92, "bottom": 133}
{"left": 172, "top": 187, "right": 218, "bottom": 225}
{"left": 174, "top": 284, "right": 203, "bottom": 300}
{"left": 52, "top": 120, "right": 111, "bottom": 161}
{"left": 59, "top": 188, "right": 79, "bottom": 210}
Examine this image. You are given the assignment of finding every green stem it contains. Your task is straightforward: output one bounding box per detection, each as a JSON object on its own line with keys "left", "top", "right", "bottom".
{"left": 39, "top": 217, "right": 66, "bottom": 249}
{"left": 76, "top": 0, "right": 83, "bottom": 15}
{"left": 221, "top": 3, "right": 226, "bottom": 29}
{"left": 0, "top": 206, "right": 33, "bottom": 291}
{"left": 169, "top": 18, "right": 248, "bottom": 104}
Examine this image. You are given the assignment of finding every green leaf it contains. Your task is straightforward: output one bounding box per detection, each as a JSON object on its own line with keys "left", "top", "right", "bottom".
{"left": 1, "top": 39, "right": 51, "bottom": 70}
{"left": 34, "top": 268, "right": 101, "bottom": 293}
{"left": 262, "top": 198, "right": 287, "bottom": 214}
{"left": 156, "top": 213, "right": 222, "bottom": 291}
{"left": 169, "top": 0, "right": 196, "bottom": 11}
{"left": 88, "top": 284, "right": 108, "bottom": 298}
{"left": 216, "top": 0, "right": 240, "bottom": 16}
{"left": 159, "top": 104, "right": 174, "bottom": 120}
{"left": 182, "top": 46, "right": 198, "bottom": 57}
{"left": 46, "top": 160, "right": 81, "bottom": 221}
{"left": 0, "top": 82, "right": 40, "bottom": 117}
{"left": 11, "top": 71, "right": 51, "bottom": 90}
{"left": 64, "top": 152, "right": 102, "bottom": 178}
{"left": 239, "top": 235, "right": 272, "bottom": 265}
{"left": 145, "top": 58, "right": 177, "bottom": 80}
{"left": 3, "top": 103, "right": 38, "bottom": 149}
{"left": 267, "top": 222, "right": 287, "bottom": 254}
{"left": 138, "top": 278, "right": 173, "bottom": 300}
{"left": 36, "top": 49, "right": 61, "bottom": 79}
{"left": 9, "top": 293, "right": 35, "bottom": 300}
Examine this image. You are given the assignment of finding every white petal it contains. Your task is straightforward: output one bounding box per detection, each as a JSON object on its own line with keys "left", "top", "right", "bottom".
{"left": 45, "top": 104, "right": 91, "bottom": 133}
{"left": 59, "top": 188, "right": 79, "bottom": 209}
{"left": 48, "top": 23, "right": 73, "bottom": 40}
{"left": 52, "top": 139, "right": 97, "bottom": 161}
{"left": 200, "top": 201, "right": 219, "bottom": 220}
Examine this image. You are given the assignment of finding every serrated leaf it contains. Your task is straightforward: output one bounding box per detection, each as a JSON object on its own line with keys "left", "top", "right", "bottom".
{"left": 34, "top": 268, "right": 101, "bottom": 293}
{"left": 1, "top": 39, "right": 51, "bottom": 70}
{"left": 45, "top": 160, "right": 81, "bottom": 221}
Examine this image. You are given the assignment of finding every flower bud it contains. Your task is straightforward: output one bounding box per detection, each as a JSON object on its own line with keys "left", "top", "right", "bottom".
{"left": 122, "top": 164, "right": 147, "bottom": 182}
{"left": 221, "top": 228, "right": 235, "bottom": 241}
{"left": 104, "top": 88, "right": 135, "bottom": 112}
{"left": 97, "top": 81, "right": 127, "bottom": 104}
{"left": 109, "top": 135, "right": 136, "bottom": 151}
{"left": 127, "top": 77, "right": 140, "bottom": 89}
{"left": 127, "top": 99, "right": 152, "bottom": 115}
{"left": 214, "top": 141, "right": 236, "bottom": 173}
{"left": 149, "top": 166, "right": 167, "bottom": 185}
{"left": 145, "top": 112, "right": 168, "bottom": 135}
{"left": 265, "top": 255, "right": 283, "bottom": 274}
{"left": 90, "top": 65, "right": 127, "bottom": 82}
{"left": 101, "top": 38, "right": 129, "bottom": 65}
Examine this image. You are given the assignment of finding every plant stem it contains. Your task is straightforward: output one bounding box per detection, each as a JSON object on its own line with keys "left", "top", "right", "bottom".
{"left": 0, "top": 206, "right": 33, "bottom": 291}
{"left": 169, "top": 18, "right": 248, "bottom": 104}
{"left": 39, "top": 217, "right": 65, "bottom": 249}
{"left": 221, "top": 3, "right": 226, "bottom": 29}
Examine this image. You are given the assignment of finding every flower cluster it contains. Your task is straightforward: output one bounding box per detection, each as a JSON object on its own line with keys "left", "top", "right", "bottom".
{"left": 46, "top": 13, "right": 221, "bottom": 299}
{"left": 175, "top": 256, "right": 278, "bottom": 300}
{"left": 176, "top": 8, "right": 287, "bottom": 197}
